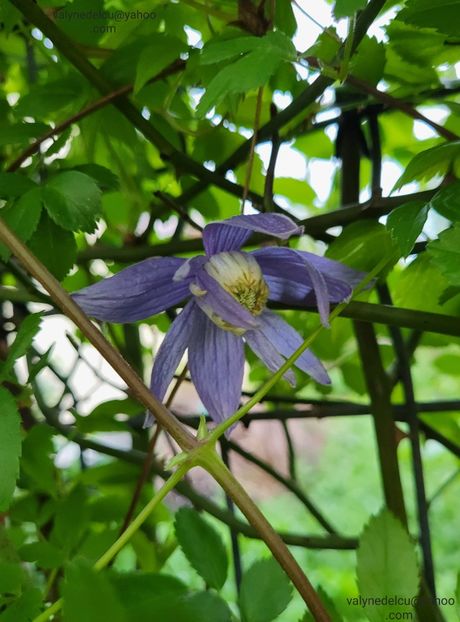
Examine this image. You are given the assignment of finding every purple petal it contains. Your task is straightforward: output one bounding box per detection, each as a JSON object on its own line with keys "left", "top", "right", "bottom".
{"left": 73, "top": 257, "right": 189, "bottom": 323}
{"left": 253, "top": 247, "right": 354, "bottom": 316}
{"left": 244, "top": 330, "right": 296, "bottom": 386}
{"left": 191, "top": 268, "right": 259, "bottom": 331}
{"left": 258, "top": 310, "right": 330, "bottom": 385}
{"left": 150, "top": 301, "right": 196, "bottom": 402}
{"left": 254, "top": 247, "right": 331, "bottom": 326}
{"left": 188, "top": 308, "right": 245, "bottom": 424}
{"left": 203, "top": 214, "right": 303, "bottom": 256}
{"left": 297, "top": 250, "right": 366, "bottom": 287}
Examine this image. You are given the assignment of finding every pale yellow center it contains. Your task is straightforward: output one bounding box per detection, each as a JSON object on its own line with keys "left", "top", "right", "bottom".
{"left": 204, "top": 251, "right": 269, "bottom": 316}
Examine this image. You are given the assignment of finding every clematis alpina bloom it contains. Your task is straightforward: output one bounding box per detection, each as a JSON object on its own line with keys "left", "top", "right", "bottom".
{"left": 74, "top": 214, "right": 363, "bottom": 425}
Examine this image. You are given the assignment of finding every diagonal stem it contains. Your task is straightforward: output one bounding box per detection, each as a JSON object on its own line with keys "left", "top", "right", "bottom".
{"left": 225, "top": 437, "right": 338, "bottom": 534}
{"left": 198, "top": 448, "right": 332, "bottom": 622}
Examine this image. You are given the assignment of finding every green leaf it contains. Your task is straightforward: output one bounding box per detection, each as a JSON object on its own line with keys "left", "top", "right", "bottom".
{"left": 273, "top": 177, "right": 315, "bottom": 206}
{"left": 196, "top": 32, "right": 295, "bottom": 117}
{"left": 27, "top": 345, "right": 53, "bottom": 383}
{"left": 326, "top": 221, "right": 397, "bottom": 272}
{"left": 304, "top": 29, "right": 340, "bottom": 64}
{"left": 321, "top": 594, "right": 344, "bottom": 621}
{"left": 311, "top": 587, "right": 343, "bottom": 622}
{"left": 429, "top": 180, "right": 460, "bottom": 221}
{"left": 15, "top": 77, "right": 86, "bottom": 118}
{"left": 28, "top": 212, "right": 77, "bottom": 280}
{"left": 0, "top": 588, "right": 42, "bottom": 622}
{"left": 293, "top": 131, "right": 334, "bottom": 159}
{"left": 63, "top": 560, "right": 127, "bottom": 622}
{"left": 0, "top": 187, "right": 43, "bottom": 260}
{"left": 0, "top": 561, "right": 23, "bottom": 595}
{"left": 200, "top": 35, "right": 262, "bottom": 65}
{"left": 239, "top": 557, "right": 293, "bottom": 622}
{"left": 43, "top": 171, "right": 102, "bottom": 233}
{"left": 51, "top": 486, "right": 89, "bottom": 552}
{"left": 109, "top": 572, "right": 187, "bottom": 622}
{"left": 334, "top": 0, "right": 367, "bottom": 18}
{"left": 73, "top": 164, "right": 120, "bottom": 191}
{"left": 384, "top": 46, "right": 439, "bottom": 87}
{"left": 0, "top": 173, "right": 36, "bottom": 199}
{"left": 20, "top": 425, "right": 57, "bottom": 496}
{"left": 427, "top": 224, "right": 460, "bottom": 287}
{"left": 398, "top": 0, "right": 460, "bottom": 37}
{"left": 349, "top": 37, "right": 385, "bottom": 86}
{"left": 386, "top": 200, "right": 429, "bottom": 257}
{"left": 182, "top": 591, "right": 233, "bottom": 622}
{"left": 0, "top": 388, "right": 22, "bottom": 513}
{"left": 434, "top": 353, "right": 460, "bottom": 376}
{"left": 392, "top": 254, "right": 453, "bottom": 313}
{"left": 0, "top": 313, "right": 42, "bottom": 382}
{"left": 393, "top": 141, "right": 460, "bottom": 191}
{"left": 0, "top": 122, "right": 50, "bottom": 147}
{"left": 19, "top": 540, "right": 65, "bottom": 569}
{"left": 75, "top": 398, "right": 144, "bottom": 433}
{"left": 274, "top": 0, "right": 297, "bottom": 35}
{"left": 174, "top": 508, "right": 227, "bottom": 590}
{"left": 134, "top": 34, "right": 187, "bottom": 94}
{"left": 438, "top": 285, "right": 460, "bottom": 305}
{"left": 386, "top": 21, "right": 446, "bottom": 67}
{"left": 357, "top": 509, "right": 419, "bottom": 622}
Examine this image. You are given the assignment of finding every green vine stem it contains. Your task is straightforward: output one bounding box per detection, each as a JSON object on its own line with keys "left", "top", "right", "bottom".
{"left": 32, "top": 464, "right": 190, "bottom": 622}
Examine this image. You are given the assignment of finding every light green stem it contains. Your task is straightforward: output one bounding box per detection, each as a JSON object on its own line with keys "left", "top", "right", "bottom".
{"left": 32, "top": 464, "right": 190, "bottom": 622}
{"left": 208, "top": 255, "right": 392, "bottom": 441}
{"left": 339, "top": 15, "right": 356, "bottom": 81}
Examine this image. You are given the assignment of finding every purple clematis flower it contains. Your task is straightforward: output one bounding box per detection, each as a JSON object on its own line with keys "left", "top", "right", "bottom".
{"left": 73, "top": 214, "right": 363, "bottom": 426}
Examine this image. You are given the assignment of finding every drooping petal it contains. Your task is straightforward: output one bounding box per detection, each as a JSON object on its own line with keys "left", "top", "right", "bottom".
{"left": 191, "top": 269, "right": 260, "bottom": 332}
{"left": 257, "top": 310, "right": 330, "bottom": 385}
{"left": 203, "top": 213, "right": 303, "bottom": 256}
{"left": 244, "top": 329, "right": 296, "bottom": 386}
{"left": 188, "top": 308, "right": 245, "bottom": 424}
{"left": 253, "top": 247, "right": 354, "bottom": 318}
{"left": 297, "top": 250, "right": 365, "bottom": 287}
{"left": 253, "top": 247, "right": 331, "bottom": 326}
{"left": 73, "top": 257, "right": 190, "bottom": 323}
{"left": 150, "top": 301, "right": 196, "bottom": 402}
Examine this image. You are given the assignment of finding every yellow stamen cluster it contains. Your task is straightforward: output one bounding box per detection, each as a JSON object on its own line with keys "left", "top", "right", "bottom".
{"left": 205, "top": 251, "right": 269, "bottom": 316}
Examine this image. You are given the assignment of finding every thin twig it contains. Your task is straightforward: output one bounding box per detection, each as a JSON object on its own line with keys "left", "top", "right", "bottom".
{"left": 345, "top": 73, "right": 459, "bottom": 142}
{"left": 242, "top": 87, "right": 264, "bottom": 214}
{"left": 263, "top": 103, "right": 281, "bottom": 213}
{"left": 119, "top": 364, "right": 189, "bottom": 533}
{"left": 281, "top": 419, "right": 297, "bottom": 482}
{"left": 154, "top": 192, "right": 203, "bottom": 232}
{"left": 225, "top": 438, "right": 338, "bottom": 534}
